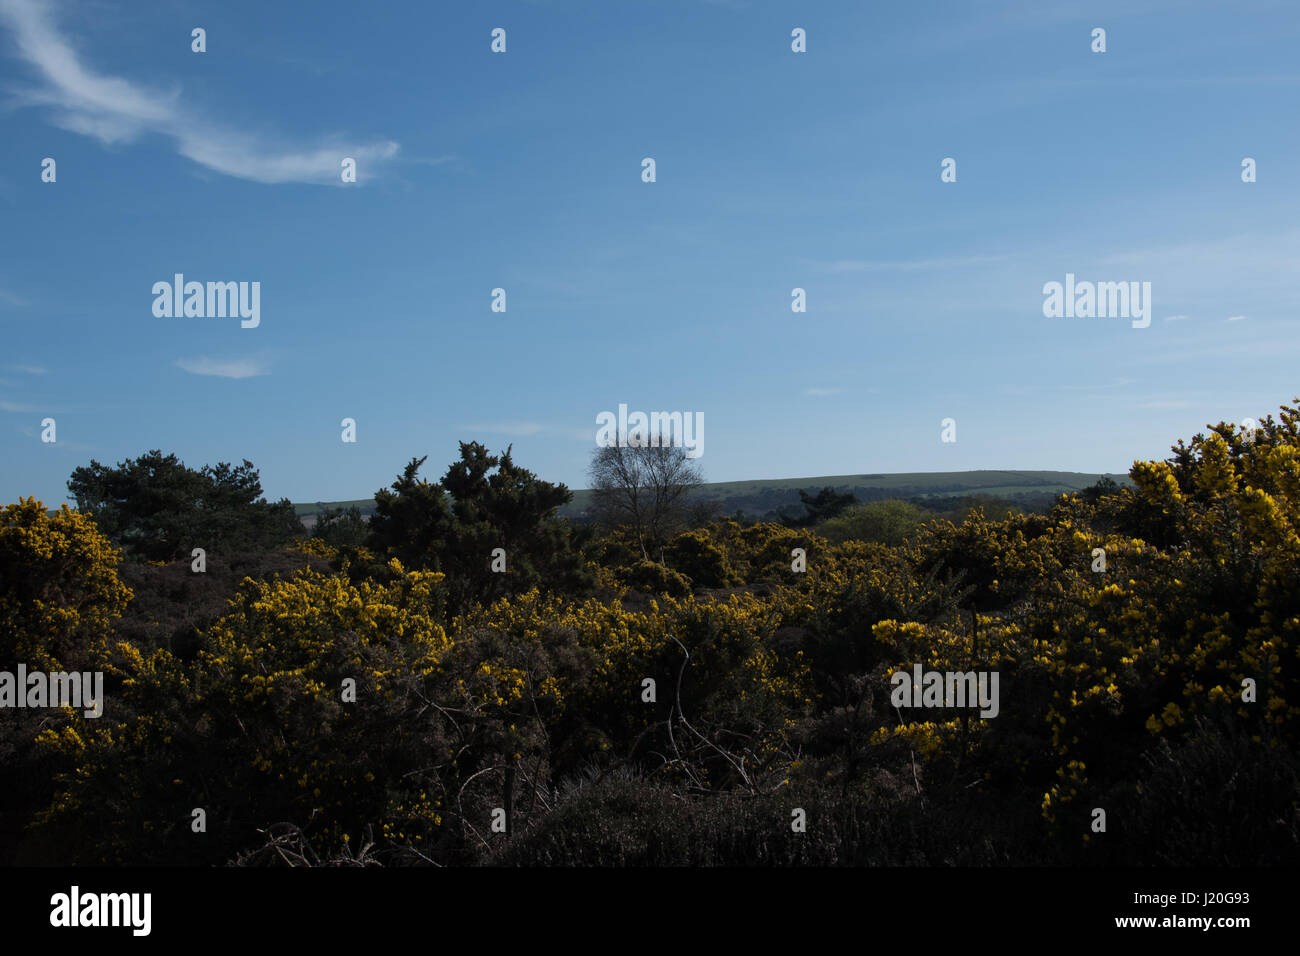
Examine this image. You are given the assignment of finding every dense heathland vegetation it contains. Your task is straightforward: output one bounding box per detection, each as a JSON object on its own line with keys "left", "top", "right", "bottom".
{"left": 2, "top": 409, "right": 1298, "bottom": 866}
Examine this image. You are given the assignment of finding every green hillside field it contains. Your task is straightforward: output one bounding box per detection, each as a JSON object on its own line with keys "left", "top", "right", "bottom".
{"left": 295, "top": 469, "right": 1132, "bottom": 525}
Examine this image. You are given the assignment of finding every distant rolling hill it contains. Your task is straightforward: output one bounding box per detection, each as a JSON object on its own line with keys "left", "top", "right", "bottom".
{"left": 294, "top": 469, "right": 1131, "bottom": 527}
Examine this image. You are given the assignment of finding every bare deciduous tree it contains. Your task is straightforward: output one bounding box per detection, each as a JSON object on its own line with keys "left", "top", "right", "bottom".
{"left": 588, "top": 439, "right": 704, "bottom": 559}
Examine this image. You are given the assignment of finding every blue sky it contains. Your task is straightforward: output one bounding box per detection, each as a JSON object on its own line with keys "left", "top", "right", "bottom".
{"left": 2, "top": 0, "right": 1298, "bottom": 506}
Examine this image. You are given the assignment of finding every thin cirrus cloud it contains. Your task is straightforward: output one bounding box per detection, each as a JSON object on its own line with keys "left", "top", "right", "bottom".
{"left": 0, "top": 0, "right": 398, "bottom": 185}
{"left": 175, "top": 356, "right": 269, "bottom": 379}
{"left": 7, "top": 363, "right": 46, "bottom": 374}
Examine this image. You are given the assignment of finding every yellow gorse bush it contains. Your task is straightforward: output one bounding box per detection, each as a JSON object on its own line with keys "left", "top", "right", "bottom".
{"left": 0, "top": 498, "right": 132, "bottom": 670}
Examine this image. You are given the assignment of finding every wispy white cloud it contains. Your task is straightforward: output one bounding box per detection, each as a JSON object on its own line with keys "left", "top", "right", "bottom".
{"left": 0, "top": 0, "right": 399, "bottom": 185}
{"left": 1096, "top": 233, "right": 1300, "bottom": 301}
{"left": 0, "top": 399, "right": 39, "bottom": 412}
{"left": 1133, "top": 333, "right": 1300, "bottom": 366}
{"left": 1098, "top": 232, "right": 1300, "bottom": 269}
{"left": 175, "top": 356, "right": 269, "bottom": 379}
{"left": 1164, "top": 314, "right": 1189, "bottom": 322}
{"left": 7, "top": 363, "right": 45, "bottom": 374}
{"left": 456, "top": 422, "right": 546, "bottom": 437}
{"left": 1085, "top": 232, "right": 1300, "bottom": 324}
{"left": 1227, "top": 315, "right": 1247, "bottom": 322}
{"left": 804, "top": 387, "right": 843, "bottom": 397}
